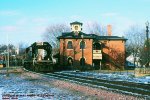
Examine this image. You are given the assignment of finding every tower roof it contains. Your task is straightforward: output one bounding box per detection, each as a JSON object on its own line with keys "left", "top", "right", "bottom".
{"left": 70, "top": 21, "right": 83, "bottom": 26}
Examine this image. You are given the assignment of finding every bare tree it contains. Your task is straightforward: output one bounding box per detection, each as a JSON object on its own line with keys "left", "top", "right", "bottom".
{"left": 43, "top": 23, "right": 70, "bottom": 54}
{"left": 86, "top": 22, "right": 106, "bottom": 36}
{"left": 0, "top": 44, "right": 15, "bottom": 54}
{"left": 139, "top": 38, "right": 150, "bottom": 67}
{"left": 18, "top": 42, "right": 28, "bottom": 55}
{"left": 110, "top": 48, "right": 125, "bottom": 70}
{"left": 0, "top": 44, "right": 7, "bottom": 53}
{"left": 125, "top": 25, "right": 145, "bottom": 67}
{"left": 102, "top": 43, "right": 125, "bottom": 70}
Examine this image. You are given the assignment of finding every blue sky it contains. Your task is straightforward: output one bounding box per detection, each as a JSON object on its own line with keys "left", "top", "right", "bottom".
{"left": 0, "top": 0, "right": 150, "bottom": 45}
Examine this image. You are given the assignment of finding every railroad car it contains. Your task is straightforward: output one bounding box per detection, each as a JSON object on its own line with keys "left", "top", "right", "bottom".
{"left": 0, "top": 55, "right": 5, "bottom": 68}
{"left": 23, "top": 42, "right": 55, "bottom": 72}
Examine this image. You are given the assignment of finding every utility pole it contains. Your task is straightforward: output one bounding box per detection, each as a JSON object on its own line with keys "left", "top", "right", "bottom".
{"left": 6, "top": 33, "right": 9, "bottom": 77}
{"left": 146, "top": 21, "right": 149, "bottom": 67}
{"left": 81, "top": 34, "right": 84, "bottom": 71}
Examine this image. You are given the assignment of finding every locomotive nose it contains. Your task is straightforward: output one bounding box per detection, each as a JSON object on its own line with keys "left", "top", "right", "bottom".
{"left": 23, "top": 42, "right": 54, "bottom": 72}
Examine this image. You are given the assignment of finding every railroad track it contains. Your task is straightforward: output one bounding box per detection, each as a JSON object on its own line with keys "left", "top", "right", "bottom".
{"left": 23, "top": 68, "right": 150, "bottom": 99}
{"left": 45, "top": 72, "right": 150, "bottom": 99}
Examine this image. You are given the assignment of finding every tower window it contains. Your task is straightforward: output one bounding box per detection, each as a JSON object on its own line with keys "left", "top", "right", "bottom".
{"left": 80, "top": 41, "right": 85, "bottom": 49}
{"left": 75, "top": 26, "right": 78, "bottom": 30}
{"left": 67, "top": 41, "right": 73, "bottom": 49}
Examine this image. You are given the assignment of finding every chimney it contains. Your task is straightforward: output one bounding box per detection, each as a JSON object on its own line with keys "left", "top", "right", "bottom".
{"left": 107, "top": 25, "right": 112, "bottom": 36}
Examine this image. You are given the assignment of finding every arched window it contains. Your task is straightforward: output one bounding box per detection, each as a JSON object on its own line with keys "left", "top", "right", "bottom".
{"left": 93, "top": 43, "right": 101, "bottom": 50}
{"left": 80, "top": 41, "right": 85, "bottom": 49}
{"left": 67, "top": 41, "right": 73, "bottom": 49}
{"left": 75, "top": 26, "right": 78, "bottom": 30}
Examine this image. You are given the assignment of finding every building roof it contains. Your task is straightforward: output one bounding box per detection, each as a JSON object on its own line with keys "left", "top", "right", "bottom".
{"left": 90, "top": 34, "right": 127, "bottom": 40}
{"left": 57, "top": 32, "right": 127, "bottom": 41}
{"left": 57, "top": 31, "right": 94, "bottom": 39}
{"left": 70, "top": 21, "right": 83, "bottom": 25}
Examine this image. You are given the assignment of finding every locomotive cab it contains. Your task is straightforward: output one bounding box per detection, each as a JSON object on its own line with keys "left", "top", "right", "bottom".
{"left": 24, "top": 42, "right": 54, "bottom": 72}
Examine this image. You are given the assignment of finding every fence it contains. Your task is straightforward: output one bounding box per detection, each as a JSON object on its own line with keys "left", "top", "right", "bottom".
{"left": 135, "top": 68, "right": 150, "bottom": 76}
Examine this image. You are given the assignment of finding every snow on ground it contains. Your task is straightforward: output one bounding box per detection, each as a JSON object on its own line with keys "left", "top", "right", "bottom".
{"left": 0, "top": 73, "right": 84, "bottom": 100}
{"left": 0, "top": 68, "right": 149, "bottom": 100}
{"left": 60, "top": 71, "right": 150, "bottom": 84}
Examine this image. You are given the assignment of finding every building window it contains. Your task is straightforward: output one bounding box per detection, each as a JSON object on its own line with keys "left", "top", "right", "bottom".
{"left": 67, "top": 41, "right": 73, "bottom": 49}
{"left": 93, "top": 43, "right": 101, "bottom": 50}
{"left": 75, "top": 26, "right": 78, "bottom": 30}
{"left": 80, "top": 41, "right": 85, "bottom": 49}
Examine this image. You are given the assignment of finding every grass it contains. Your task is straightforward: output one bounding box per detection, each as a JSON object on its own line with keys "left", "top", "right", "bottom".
{"left": 89, "top": 69, "right": 135, "bottom": 74}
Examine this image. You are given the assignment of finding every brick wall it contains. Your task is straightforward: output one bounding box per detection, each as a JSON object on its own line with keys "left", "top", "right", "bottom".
{"left": 60, "top": 38, "right": 93, "bottom": 69}
{"left": 101, "top": 40, "right": 126, "bottom": 69}
{"left": 60, "top": 38, "right": 126, "bottom": 70}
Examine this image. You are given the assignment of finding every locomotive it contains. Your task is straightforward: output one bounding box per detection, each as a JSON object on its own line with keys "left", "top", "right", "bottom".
{"left": 23, "top": 42, "right": 55, "bottom": 72}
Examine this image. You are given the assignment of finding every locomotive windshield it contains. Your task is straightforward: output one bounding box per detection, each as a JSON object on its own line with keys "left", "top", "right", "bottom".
{"left": 25, "top": 42, "right": 52, "bottom": 61}
{"left": 36, "top": 49, "right": 47, "bottom": 60}
{"left": 24, "top": 42, "right": 54, "bottom": 72}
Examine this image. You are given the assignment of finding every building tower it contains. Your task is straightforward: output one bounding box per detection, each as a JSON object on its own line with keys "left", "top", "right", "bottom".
{"left": 70, "top": 21, "right": 83, "bottom": 35}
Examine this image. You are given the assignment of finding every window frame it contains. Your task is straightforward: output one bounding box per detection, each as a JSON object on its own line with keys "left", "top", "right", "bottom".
{"left": 80, "top": 40, "right": 86, "bottom": 49}
{"left": 75, "top": 25, "right": 78, "bottom": 30}
{"left": 67, "top": 40, "right": 73, "bottom": 50}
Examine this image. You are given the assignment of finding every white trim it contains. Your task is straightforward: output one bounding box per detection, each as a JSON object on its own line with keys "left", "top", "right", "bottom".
{"left": 67, "top": 56, "right": 74, "bottom": 65}
{"left": 93, "top": 42, "right": 102, "bottom": 45}
{"left": 79, "top": 57, "right": 86, "bottom": 61}
{"left": 93, "top": 42, "right": 102, "bottom": 50}
{"left": 67, "top": 56, "right": 74, "bottom": 60}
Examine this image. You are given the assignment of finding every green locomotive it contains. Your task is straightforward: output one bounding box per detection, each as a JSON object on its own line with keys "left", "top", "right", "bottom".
{"left": 23, "top": 42, "right": 55, "bottom": 72}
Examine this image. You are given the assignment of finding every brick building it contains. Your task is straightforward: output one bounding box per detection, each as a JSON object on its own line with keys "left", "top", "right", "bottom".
{"left": 57, "top": 21, "right": 127, "bottom": 70}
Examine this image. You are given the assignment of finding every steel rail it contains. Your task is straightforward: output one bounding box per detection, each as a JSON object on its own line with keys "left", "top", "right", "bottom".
{"left": 46, "top": 72, "right": 150, "bottom": 99}
{"left": 23, "top": 68, "right": 150, "bottom": 99}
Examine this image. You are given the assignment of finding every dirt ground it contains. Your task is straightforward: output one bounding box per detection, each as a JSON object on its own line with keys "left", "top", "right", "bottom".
{"left": 0, "top": 67, "right": 146, "bottom": 100}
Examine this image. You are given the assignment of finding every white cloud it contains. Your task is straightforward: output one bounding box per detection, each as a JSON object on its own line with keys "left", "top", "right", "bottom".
{"left": 0, "top": 16, "right": 50, "bottom": 33}
{"left": 110, "top": 16, "right": 136, "bottom": 36}
{"left": 32, "top": 18, "right": 49, "bottom": 23}
{"left": 69, "top": 15, "right": 85, "bottom": 22}
{"left": 143, "top": 0, "right": 150, "bottom": 2}
{"left": 16, "top": 17, "right": 50, "bottom": 26}
{"left": 101, "top": 12, "right": 118, "bottom": 17}
{"left": 98, "top": 12, "right": 139, "bottom": 36}
{"left": 70, "top": 15, "right": 82, "bottom": 19}
{"left": 0, "top": 10, "right": 19, "bottom": 16}
{"left": 16, "top": 18, "right": 28, "bottom": 25}
{"left": 0, "top": 26, "right": 18, "bottom": 32}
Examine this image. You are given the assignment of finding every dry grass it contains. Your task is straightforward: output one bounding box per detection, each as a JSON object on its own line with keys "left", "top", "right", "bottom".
{"left": 89, "top": 69, "right": 135, "bottom": 73}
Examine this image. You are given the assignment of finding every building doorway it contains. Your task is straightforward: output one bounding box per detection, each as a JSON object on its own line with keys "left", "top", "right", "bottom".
{"left": 93, "top": 42, "right": 102, "bottom": 70}
{"left": 67, "top": 57, "right": 73, "bottom": 68}
{"left": 93, "top": 60, "right": 101, "bottom": 70}
{"left": 80, "top": 58, "right": 85, "bottom": 66}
